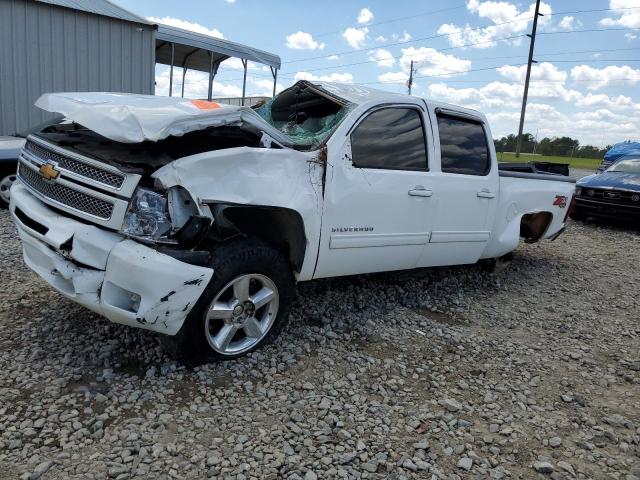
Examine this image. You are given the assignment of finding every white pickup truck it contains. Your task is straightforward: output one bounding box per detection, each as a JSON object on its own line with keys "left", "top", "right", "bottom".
{"left": 9, "top": 81, "right": 575, "bottom": 362}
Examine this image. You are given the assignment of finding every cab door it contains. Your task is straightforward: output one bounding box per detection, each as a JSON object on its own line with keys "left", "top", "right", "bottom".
{"left": 416, "top": 107, "right": 499, "bottom": 267}
{"left": 313, "top": 104, "right": 437, "bottom": 278}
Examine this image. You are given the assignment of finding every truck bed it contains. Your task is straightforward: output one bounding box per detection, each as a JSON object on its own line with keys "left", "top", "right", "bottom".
{"left": 499, "top": 161, "right": 570, "bottom": 176}
{"left": 499, "top": 169, "right": 576, "bottom": 183}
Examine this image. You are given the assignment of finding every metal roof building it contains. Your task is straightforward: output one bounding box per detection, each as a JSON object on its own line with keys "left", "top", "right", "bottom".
{"left": 0, "top": 0, "right": 281, "bottom": 136}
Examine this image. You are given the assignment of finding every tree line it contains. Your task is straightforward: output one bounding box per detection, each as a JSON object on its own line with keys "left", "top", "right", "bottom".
{"left": 494, "top": 133, "right": 609, "bottom": 159}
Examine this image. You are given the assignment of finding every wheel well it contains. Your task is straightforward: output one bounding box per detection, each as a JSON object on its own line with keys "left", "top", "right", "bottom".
{"left": 520, "top": 212, "right": 552, "bottom": 243}
{"left": 212, "top": 205, "right": 307, "bottom": 273}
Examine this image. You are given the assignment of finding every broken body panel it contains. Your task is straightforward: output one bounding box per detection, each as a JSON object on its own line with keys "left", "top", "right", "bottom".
{"left": 11, "top": 81, "right": 575, "bottom": 337}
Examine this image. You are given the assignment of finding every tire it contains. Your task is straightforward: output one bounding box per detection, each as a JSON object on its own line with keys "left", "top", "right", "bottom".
{"left": 0, "top": 164, "right": 18, "bottom": 209}
{"left": 164, "top": 238, "right": 295, "bottom": 364}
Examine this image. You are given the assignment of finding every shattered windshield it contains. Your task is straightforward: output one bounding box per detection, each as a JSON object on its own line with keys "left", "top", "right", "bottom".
{"left": 255, "top": 83, "right": 351, "bottom": 150}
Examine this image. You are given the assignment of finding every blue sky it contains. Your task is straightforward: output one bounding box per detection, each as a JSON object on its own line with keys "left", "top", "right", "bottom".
{"left": 118, "top": 0, "right": 640, "bottom": 146}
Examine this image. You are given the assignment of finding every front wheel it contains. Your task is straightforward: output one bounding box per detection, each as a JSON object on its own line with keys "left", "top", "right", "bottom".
{"left": 164, "top": 239, "right": 295, "bottom": 364}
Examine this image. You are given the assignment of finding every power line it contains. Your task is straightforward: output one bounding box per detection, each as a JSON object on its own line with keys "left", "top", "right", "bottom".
{"left": 302, "top": 4, "right": 467, "bottom": 40}
{"left": 551, "top": 6, "right": 640, "bottom": 16}
{"left": 276, "top": 5, "right": 640, "bottom": 60}
{"left": 282, "top": 8, "right": 640, "bottom": 67}
{"left": 283, "top": 20, "right": 533, "bottom": 65}
{"left": 538, "top": 26, "right": 640, "bottom": 36}
{"left": 358, "top": 63, "right": 530, "bottom": 86}
{"left": 421, "top": 78, "right": 640, "bottom": 84}
{"left": 276, "top": 35, "right": 527, "bottom": 77}
{"left": 539, "top": 59, "right": 640, "bottom": 63}
{"left": 191, "top": 45, "right": 640, "bottom": 87}
{"left": 272, "top": 45, "right": 640, "bottom": 80}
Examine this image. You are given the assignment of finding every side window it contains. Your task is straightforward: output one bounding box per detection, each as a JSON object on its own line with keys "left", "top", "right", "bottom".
{"left": 351, "top": 108, "right": 428, "bottom": 170}
{"left": 437, "top": 114, "right": 490, "bottom": 175}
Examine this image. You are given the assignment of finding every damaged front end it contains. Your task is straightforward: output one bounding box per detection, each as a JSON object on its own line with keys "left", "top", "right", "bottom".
{"left": 11, "top": 84, "right": 349, "bottom": 334}
{"left": 10, "top": 181, "right": 213, "bottom": 334}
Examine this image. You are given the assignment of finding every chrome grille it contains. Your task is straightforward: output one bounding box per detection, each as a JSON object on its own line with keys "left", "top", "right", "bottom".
{"left": 18, "top": 163, "right": 114, "bottom": 219}
{"left": 579, "top": 188, "right": 640, "bottom": 206}
{"left": 25, "top": 140, "right": 125, "bottom": 189}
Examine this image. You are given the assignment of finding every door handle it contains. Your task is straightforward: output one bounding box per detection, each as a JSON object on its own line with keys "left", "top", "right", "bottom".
{"left": 477, "top": 189, "right": 496, "bottom": 199}
{"left": 408, "top": 187, "right": 433, "bottom": 197}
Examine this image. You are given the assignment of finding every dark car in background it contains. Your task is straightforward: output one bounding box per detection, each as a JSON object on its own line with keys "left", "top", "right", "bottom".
{"left": 572, "top": 158, "right": 640, "bottom": 223}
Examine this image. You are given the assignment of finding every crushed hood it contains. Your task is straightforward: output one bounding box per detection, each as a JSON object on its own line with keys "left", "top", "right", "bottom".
{"left": 35, "top": 92, "right": 294, "bottom": 146}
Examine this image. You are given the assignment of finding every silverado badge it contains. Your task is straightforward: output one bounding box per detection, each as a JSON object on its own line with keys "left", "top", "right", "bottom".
{"left": 39, "top": 163, "right": 60, "bottom": 181}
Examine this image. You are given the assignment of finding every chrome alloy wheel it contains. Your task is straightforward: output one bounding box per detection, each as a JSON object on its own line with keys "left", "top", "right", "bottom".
{"left": 0, "top": 173, "right": 17, "bottom": 205}
{"left": 204, "top": 273, "right": 279, "bottom": 355}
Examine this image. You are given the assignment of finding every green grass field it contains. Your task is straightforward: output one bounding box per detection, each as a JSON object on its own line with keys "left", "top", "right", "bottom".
{"left": 498, "top": 152, "right": 600, "bottom": 170}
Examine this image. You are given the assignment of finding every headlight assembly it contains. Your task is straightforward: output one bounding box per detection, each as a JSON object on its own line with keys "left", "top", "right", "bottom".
{"left": 122, "top": 188, "right": 173, "bottom": 242}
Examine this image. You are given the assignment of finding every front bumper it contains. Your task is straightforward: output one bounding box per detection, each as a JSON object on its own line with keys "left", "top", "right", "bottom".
{"left": 574, "top": 197, "right": 640, "bottom": 222}
{"left": 9, "top": 182, "right": 213, "bottom": 335}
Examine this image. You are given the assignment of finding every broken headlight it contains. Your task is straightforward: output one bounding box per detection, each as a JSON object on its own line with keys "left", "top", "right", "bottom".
{"left": 122, "top": 188, "right": 173, "bottom": 241}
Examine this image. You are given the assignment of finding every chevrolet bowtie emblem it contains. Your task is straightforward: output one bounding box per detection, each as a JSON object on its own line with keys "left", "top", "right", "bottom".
{"left": 39, "top": 163, "right": 60, "bottom": 181}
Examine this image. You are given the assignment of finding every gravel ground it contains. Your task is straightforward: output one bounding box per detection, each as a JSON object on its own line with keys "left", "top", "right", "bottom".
{"left": 0, "top": 206, "right": 638, "bottom": 480}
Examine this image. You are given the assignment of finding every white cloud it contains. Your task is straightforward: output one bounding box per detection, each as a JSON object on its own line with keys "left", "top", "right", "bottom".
{"left": 558, "top": 16, "right": 581, "bottom": 30}
{"left": 497, "top": 62, "right": 568, "bottom": 83}
{"left": 294, "top": 72, "right": 354, "bottom": 83}
{"left": 222, "top": 58, "right": 260, "bottom": 70}
{"left": 249, "top": 78, "right": 284, "bottom": 96}
{"left": 392, "top": 32, "right": 412, "bottom": 42}
{"left": 571, "top": 64, "right": 640, "bottom": 90}
{"left": 286, "top": 31, "right": 325, "bottom": 50}
{"left": 625, "top": 32, "right": 638, "bottom": 39}
{"left": 368, "top": 49, "right": 395, "bottom": 67}
{"left": 427, "top": 81, "right": 519, "bottom": 109}
{"left": 342, "top": 27, "right": 369, "bottom": 49}
{"left": 328, "top": 55, "right": 340, "bottom": 61}
{"left": 400, "top": 47, "right": 471, "bottom": 77}
{"left": 427, "top": 73, "right": 587, "bottom": 110}
{"left": 436, "top": 23, "right": 498, "bottom": 49}
{"left": 428, "top": 83, "right": 485, "bottom": 109}
{"left": 426, "top": 75, "right": 640, "bottom": 146}
{"left": 575, "top": 93, "right": 635, "bottom": 108}
{"left": 155, "top": 67, "right": 241, "bottom": 98}
{"left": 223, "top": 0, "right": 236, "bottom": 3}
{"left": 438, "top": 1, "right": 552, "bottom": 49}
{"left": 357, "top": 8, "right": 374, "bottom": 24}
{"left": 495, "top": 62, "right": 579, "bottom": 102}
{"left": 380, "top": 48, "right": 471, "bottom": 86}
{"left": 375, "top": 35, "right": 387, "bottom": 42}
{"left": 148, "top": 16, "right": 224, "bottom": 38}
{"left": 378, "top": 71, "right": 410, "bottom": 85}
{"left": 486, "top": 100, "right": 638, "bottom": 147}
{"left": 600, "top": 0, "right": 640, "bottom": 28}
{"left": 494, "top": 64, "right": 582, "bottom": 102}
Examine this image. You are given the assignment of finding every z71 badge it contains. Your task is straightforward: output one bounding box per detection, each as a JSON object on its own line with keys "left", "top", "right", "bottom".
{"left": 553, "top": 195, "right": 567, "bottom": 208}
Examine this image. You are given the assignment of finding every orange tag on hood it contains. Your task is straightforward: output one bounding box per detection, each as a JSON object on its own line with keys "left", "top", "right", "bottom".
{"left": 190, "top": 100, "right": 221, "bottom": 110}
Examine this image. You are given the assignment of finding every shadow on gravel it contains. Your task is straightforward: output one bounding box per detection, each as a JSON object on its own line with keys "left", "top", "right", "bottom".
{"left": 573, "top": 217, "right": 640, "bottom": 234}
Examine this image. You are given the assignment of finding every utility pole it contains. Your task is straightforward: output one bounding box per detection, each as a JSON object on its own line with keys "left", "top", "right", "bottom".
{"left": 407, "top": 60, "right": 414, "bottom": 95}
{"left": 515, "top": 0, "right": 543, "bottom": 158}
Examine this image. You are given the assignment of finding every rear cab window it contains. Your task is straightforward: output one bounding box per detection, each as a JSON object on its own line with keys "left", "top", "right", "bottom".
{"left": 436, "top": 113, "right": 490, "bottom": 175}
{"left": 350, "top": 107, "right": 428, "bottom": 171}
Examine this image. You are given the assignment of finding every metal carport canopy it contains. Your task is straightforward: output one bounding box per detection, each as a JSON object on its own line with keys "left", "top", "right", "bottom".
{"left": 155, "top": 24, "right": 281, "bottom": 103}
